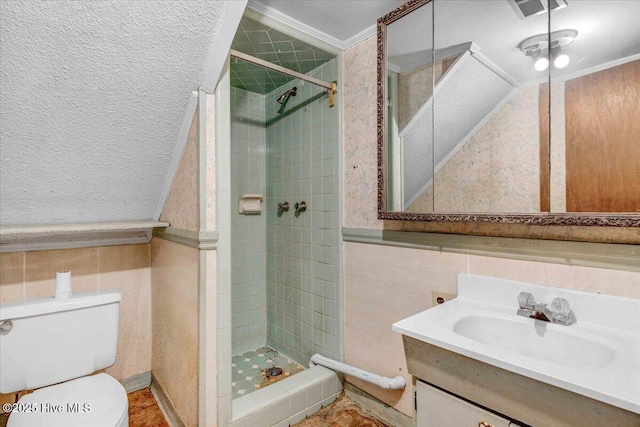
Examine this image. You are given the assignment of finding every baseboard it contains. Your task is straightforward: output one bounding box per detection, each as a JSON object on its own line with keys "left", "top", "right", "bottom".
{"left": 344, "top": 382, "right": 414, "bottom": 427}
{"left": 120, "top": 371, "right": 152, "bottom": 393}
{"left": 150, "top": 374, "right": 186, "bottom": 427}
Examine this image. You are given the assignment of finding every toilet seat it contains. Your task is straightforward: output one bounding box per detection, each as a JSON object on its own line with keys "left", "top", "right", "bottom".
{"left": 7, "top": 373, "right": 128, "bottom": 427}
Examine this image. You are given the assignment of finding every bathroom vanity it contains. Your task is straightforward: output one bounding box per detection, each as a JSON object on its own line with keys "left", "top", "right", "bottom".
{"left": 394, "top": 274, "right": 640, "bottom": 427}
{"left": 415, "top": 380, "right": 521, "bottom": 427}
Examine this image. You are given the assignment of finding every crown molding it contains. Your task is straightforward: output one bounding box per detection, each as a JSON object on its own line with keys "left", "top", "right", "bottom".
{"left": 342, "top": 24, "right": 376, "bottom": 50}
{"left": 247, "top": 0, "right": 375, "bottom": 51}
{"left": 247, "top": 0, "right": 343, "bottom": 49}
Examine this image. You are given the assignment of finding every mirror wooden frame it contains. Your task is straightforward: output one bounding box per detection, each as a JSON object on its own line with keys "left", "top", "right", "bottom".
{"left": 376, "top": 0, "right": 640, "bottom": 231}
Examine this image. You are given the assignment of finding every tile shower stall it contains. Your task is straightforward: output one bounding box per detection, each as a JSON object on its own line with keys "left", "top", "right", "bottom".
{"left": 229, "top": 57, "right": 342, "bottom": 419}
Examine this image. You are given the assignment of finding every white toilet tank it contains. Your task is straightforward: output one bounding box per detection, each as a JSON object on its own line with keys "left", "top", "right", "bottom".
{"left": 0, "top": 290, "right": 121, "bottom": 394}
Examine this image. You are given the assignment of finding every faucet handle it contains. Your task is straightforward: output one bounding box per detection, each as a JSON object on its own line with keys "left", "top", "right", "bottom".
{"left": 518, "top": 292, "right": 536, "bottom": 309}
{"left": 551, "top": 298, "right": 571, "bottom": 318}
{"left": 277, "top": 201, "right": 289, "bottom": 212}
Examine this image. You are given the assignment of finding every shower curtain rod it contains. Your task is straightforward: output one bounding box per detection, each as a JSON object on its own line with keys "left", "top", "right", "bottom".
{"left": 230, "top": 49, "right": 338, "bottom": 107}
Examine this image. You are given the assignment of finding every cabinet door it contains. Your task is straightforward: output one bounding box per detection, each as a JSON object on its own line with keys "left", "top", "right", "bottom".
{"left": 416, "top": 381, "right": 510, "bottom": 427}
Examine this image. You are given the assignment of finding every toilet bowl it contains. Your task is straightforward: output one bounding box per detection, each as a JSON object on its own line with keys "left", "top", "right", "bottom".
{"left": 7, "top": 374, "right": 128, "bottom": 427}
{"left": 0, "top": 290, "right": 128, "bottom": 427}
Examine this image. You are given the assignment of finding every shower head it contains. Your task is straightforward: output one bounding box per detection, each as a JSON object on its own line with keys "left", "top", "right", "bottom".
{"left": 277, "top": 87, "right": 297, "bottom": 104}
{"left": 277, "top": 87, "right": 297, "bottom": 114}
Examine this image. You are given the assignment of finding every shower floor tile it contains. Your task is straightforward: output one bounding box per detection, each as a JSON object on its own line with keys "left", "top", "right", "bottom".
{"left": 232, "top": 346, "right": 304, "bottom": 399}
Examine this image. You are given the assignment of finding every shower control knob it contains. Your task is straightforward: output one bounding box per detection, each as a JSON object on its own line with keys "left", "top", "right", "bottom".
{"left": 277, "top": 202, "right": 289, "bottom": 212}
{"left": 0, "top": 321, "right": 13, "bottom": 332}
{"left": 295, "top": 201, "right": 307, "bottom": 213}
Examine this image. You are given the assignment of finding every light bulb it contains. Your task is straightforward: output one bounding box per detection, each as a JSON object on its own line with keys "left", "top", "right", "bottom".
{"left": 534, "top": 56, "right": 549, "bottom": 71}
{"left": 554, "top": 53, "right": 570, "bottom": 68}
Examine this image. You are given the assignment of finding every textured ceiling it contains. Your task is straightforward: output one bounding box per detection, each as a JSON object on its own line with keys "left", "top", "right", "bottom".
{"left": 230, "top": 16, "right": 335, "bottom": 94}
{"left": 0, "top": 1, "right": 231, "bottom": 226}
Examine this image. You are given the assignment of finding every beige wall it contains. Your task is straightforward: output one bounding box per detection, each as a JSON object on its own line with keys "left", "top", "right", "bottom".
{"left": 160, "top": 105, "right": 200, "bottom": 232}
{"left": 343, "top": 37, "right": 381, "bottom": 230}
{"left": 343, "top": 243, "right": 466, "bottom": 415}
{"left": 151, "top": 238, "right": 199, "bottom": 427}
{"left": 435, "top": 85, "right": 539, "bottom": 212}
{"left": 409, "top": 85, "right": 540, "bottom": 213}
{"left": 397, "top": 63, "right": 435, "bottom": 130}
{"left": 397, "top": 56, "right": 455, "bottom": 131}
{"left": 152, "top": 100, "right": 205, "bottom": 427}
{"left": 341, "top": 36, "right": 640, "bottom": 417}
{"left": 0, "top": 244, "right": 152, "bottom": 403}
{"left": 152, "top": 93, "right": 219, "bottom": 426}
{"left": 407, "top": 82, "right": 571, "bottom": 213}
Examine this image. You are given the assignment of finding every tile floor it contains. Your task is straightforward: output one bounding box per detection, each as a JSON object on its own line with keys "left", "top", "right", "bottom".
{"left": 232, "top": 346, "right": 305, "bottom": 399}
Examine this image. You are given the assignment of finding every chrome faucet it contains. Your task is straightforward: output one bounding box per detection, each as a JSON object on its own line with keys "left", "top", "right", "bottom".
{"left": 517, "top": 292, "right": 576, "bottom": 326}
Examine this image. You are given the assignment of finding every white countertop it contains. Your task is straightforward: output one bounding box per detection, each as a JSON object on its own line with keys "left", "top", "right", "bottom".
{"left": 392, "top": 274, "right": 640, "bottom": 414}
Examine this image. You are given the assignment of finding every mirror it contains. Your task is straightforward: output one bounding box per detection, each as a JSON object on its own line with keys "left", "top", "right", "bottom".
{"left": 384, "top": 0, "right": 434, "bottom": 212}
{"left": 378, "top": 0, "right": 640, "bottom": 227}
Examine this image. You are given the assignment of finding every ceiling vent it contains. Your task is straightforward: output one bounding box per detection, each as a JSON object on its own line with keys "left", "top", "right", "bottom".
{"left": 508, "top": 0, "right": 568, "bottom": 19}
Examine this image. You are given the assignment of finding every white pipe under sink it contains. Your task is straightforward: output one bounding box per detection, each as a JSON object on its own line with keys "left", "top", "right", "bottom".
{"left": 309, "top": 354, "right": 406, "bottom": 390}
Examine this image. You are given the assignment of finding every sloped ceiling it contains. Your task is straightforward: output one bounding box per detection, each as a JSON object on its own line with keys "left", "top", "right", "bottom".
{"left": 0, "top": 1, "right": 242, "bottom": 226}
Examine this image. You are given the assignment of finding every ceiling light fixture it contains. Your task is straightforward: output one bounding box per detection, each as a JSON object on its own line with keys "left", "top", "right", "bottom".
{"left": 551, "top": 46, "right": 570, "bottom": 69}
{"left": 530, "top": 49, "right": 549, "bottom": 71}
{"left": 518, "top": 29, "right": 578, "bottom": 71}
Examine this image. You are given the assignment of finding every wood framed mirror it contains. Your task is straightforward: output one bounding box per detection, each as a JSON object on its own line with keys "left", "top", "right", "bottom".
{"left": 377, "top": 0, "right": 640, "bottom": 235}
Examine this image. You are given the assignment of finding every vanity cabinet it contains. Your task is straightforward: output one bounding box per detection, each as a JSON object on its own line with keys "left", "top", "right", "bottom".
{"left": 404, "top": 336, "right": 640, "bottom": 426}
{"left": 416, "top": 381, "right": 522, "bottom": 427}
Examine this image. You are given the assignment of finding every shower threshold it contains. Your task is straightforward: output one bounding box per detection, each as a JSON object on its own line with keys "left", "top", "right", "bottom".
{"left": 232, "top": 346, "right": 304, "bottom": 399}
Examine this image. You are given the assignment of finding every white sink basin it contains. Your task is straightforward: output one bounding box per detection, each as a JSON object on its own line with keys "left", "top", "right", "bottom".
{"left": 453, "top": 314, "right": 615, "bottom": 369}
{"left": 392, "top": 274, "right": 640, "bottom": 414}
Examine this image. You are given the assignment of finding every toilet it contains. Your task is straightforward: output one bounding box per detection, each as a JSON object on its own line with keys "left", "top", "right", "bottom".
{"left": 0, "top": 290, "right": 128, "bottom": 427}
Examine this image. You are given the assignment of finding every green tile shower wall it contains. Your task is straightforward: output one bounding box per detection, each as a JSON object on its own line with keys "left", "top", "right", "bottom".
{"left": 230, "top": 59, "right": 339, "bottom": 365}
{"left": 231, "top": 87, "right": 268, "bottom": 355}
{"left": 265, "top": 59, "right": 339, "bottom": 365}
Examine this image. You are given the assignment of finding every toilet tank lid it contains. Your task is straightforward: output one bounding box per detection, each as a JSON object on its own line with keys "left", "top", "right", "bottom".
{"left": 0, "top": 290, "right": 121, "bottom": 321}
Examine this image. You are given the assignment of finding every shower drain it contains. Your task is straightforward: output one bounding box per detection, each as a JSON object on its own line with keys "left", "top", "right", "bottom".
{"left": 265, "top": 366, "right": 283, "bottom": 378}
